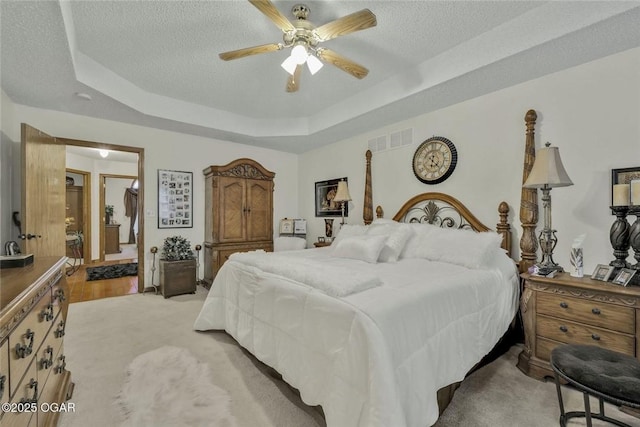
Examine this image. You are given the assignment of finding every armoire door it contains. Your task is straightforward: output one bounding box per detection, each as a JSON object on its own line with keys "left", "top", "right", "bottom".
{"left": 246, "top": 179, "right": 273, "bottom": 242}
{"left": 218, "top": 176, "right": 246, "bottom": 242}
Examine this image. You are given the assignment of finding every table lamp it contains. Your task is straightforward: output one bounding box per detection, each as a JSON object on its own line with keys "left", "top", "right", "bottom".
{"left": 523, "top": 142, "right": 573, "bottom": 274}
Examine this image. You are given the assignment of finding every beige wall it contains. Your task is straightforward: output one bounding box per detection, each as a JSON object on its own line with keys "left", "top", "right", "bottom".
{"left": 300, "top": 47, "right": 640, "bottom": 273}
{"left": 1, "top": 101, "right": 299, "bottom": 282}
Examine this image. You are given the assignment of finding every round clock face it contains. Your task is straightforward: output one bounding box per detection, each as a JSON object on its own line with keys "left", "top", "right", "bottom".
{"left": 412, "top": 136, "right": 457, "bottom": 184}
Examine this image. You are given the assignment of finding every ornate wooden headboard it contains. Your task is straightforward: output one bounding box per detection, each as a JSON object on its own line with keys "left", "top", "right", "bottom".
{"left": 362, "top": 109, "right": 539, "bottom": 267}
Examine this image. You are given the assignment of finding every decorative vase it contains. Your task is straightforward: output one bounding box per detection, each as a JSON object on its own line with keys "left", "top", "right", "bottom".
{"left": 324, "top": 218, "right": 334, "bottom": 238}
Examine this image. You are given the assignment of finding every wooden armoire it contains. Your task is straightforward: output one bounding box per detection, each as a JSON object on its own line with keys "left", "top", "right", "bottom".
{"left": 203, "top": 158, "right": 275, "bottom": 285}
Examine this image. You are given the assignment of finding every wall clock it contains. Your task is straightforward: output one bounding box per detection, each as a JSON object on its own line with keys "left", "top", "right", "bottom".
{"left": 412, "top": 136, "right": 457, "bottom": 184}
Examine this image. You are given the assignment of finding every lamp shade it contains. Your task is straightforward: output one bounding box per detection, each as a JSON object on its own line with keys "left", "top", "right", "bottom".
{"left": 523, "top": 143, "right": 573, "bottom": 188}
{"left": 334, "top": 181, "right": 352, "bottom": 202}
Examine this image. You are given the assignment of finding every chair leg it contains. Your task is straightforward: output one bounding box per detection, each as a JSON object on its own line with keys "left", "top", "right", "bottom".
{"left": 554, "top": 372, "right": 567, "bottom": 425}
{"left": 583, "top": 392, "right": 593, "bottom": 427}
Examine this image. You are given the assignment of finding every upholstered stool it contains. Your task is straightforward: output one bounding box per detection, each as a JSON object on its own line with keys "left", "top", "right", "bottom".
{"left": 550, "top": 344, "right": 640, "bottom": 427}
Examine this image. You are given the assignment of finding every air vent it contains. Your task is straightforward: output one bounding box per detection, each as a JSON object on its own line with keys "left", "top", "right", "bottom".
{"left": 368, "top": 128, "right": 412, "bottom": 152}
{"left": 367, "top": 135, "right": 387, "bottom": 152}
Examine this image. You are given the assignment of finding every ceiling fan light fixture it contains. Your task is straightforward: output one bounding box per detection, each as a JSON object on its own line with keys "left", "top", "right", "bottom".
{"left": 291, "top": 44, "right": 308, "bottom": 64}
{"left": 98, "top": 149, "right": 109, "bottom": 158}
{"left": 281, "top": 56, "right": 298, "bottom": 75}
{"left": 306, "top": 54, "right": 323, "bottom": 75}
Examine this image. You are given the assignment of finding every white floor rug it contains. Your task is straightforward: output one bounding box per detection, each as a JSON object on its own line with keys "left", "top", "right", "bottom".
{"left": 117, "top": 345, "right": 237, "bottom": 427}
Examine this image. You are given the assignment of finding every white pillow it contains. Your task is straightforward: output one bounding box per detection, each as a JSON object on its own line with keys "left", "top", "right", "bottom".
{"left": 332, "top": 234, "right": 388, "bottom": 263}
{"left": 411, "top": 226, "right": 503, "bottom": 269}
{"left": 366, "top": 222, "right": 413, "bottom": 262}
{"left": 400, "top": 223, "right": 438, "bottom": 259}
{"left": 332, "top": 224, "right": 367, "bottom": 245}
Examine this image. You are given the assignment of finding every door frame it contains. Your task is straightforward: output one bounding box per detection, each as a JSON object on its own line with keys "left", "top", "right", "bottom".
{"left": 65, "top": 167, "right": 92, "bottom": 263}
{"left": 59, "top": 137, "right": 145, "bottom": 292}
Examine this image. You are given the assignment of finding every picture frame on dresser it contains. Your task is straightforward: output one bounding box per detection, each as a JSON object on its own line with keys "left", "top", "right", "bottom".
{"left": 612, "top": 268, "right": 636, "bottom": 286}
{"left": 158, "top": 169, "right": 193, "bottom": 229}
{"left": 611, "top": 167, "right": 640, "bottom": 206}
{"left": 591, "top": 264, "right": 615, "bottom": 281}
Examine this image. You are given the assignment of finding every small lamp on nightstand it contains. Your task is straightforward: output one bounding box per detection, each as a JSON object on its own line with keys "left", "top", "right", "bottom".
{"left": 334, "top": 180, "right": 352, "bottom": 225}
{"left": 523, "top": 142, "right": 573, "bottom": 275}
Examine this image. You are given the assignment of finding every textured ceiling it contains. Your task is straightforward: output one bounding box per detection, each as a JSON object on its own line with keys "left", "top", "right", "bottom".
{"left": 2, "top": 1, "right": 640, "bottom": 153}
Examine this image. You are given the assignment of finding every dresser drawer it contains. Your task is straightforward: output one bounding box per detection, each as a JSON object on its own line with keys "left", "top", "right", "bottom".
{"left": 8, "top": 290, "right": 54, "bottom": 397}
{"left": 537, "top": 292, "right": 635, "bottom": 334}
{"left": 38, "top": 345, "right": 66, "bottom": 427}
{"left": 1, "top": 339, "right": 9, "bottom": 407}
{"left": 3, "top": 360, "right": 38, "bottom": 427}
{"left": 537, "top": 314, "right": 635, "bottom": 356}
{"left": 35, "top": 315, "right": 64, "bottom": 395}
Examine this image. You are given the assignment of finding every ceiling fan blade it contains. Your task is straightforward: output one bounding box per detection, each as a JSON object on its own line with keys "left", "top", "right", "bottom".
{"left": 317, "top": 48, "right": 369, "bottom": 79}
{"left": 286, "top": 65, "right": 302, "bottom": 93}
{"left": 219, "top": 43, "right": 282, "bottom": 61}
{"left": 314, "top": 9, "right": 377, "bottom": 42}
{"left": 249, "top": 0, "right": 295, "bottom": 33}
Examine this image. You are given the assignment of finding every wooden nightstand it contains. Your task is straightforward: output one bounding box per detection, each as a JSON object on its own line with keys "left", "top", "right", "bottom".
{"left": 314, "top": 241, "right": 332, "bottom": 248}
{"left": 518, "top": 272, "right": 640, "bottom": 381}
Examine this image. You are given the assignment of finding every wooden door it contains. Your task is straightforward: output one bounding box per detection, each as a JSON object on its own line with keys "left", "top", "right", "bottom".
{"left": 246, "top": 179, "right": 273, "bottom": 241}
{"left": 218, "top": 176, "right": 246, "bottom": 242}
{"left": 21, "top": 124, "right": 66, "bottom": 257}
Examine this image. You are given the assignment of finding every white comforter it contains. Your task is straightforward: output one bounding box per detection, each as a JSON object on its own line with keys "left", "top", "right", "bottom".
{"left": 194, "top": 248, "right": 519, "bottom": 427}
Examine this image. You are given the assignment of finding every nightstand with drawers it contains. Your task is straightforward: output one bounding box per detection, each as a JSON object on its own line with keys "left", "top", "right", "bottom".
{"left": 517, "top": 272, "right": 640, "bottom": 381}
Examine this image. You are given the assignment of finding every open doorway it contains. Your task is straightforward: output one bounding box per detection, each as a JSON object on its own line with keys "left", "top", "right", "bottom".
{"left": 62, "top": 139, "right": 145, "bottom": 293}
{"left": 64, "top": 168, "right": 92, "bottom": 267}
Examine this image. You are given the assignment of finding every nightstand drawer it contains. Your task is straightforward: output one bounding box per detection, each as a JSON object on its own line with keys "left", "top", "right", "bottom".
{"left": 537, "top": 315, "right": 635, "bottom": 356}
{"left": 537, "top": 292, "right": 634, "bottom": 334}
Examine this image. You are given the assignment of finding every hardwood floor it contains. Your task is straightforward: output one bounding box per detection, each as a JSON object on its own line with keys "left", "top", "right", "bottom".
{"left": 66, "top": 259, "right": 138, "bottom": 303}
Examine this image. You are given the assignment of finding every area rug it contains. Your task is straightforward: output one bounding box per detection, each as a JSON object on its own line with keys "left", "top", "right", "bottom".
{"left": 86, "top": 263, "right": 137, "bottom": 281}
{"left": 116, "top": 345, "right": 237, "bottom": 427}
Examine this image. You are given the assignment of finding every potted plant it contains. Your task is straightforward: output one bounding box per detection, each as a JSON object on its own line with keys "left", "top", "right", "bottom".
{"left": 159, "top": 235, "right": 197, "bottom": 298}
{"left": 105, "top": 205, "right": 114, "bottom": 225}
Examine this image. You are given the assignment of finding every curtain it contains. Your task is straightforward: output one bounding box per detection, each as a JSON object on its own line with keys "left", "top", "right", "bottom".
{"left": 124, "top": 188, "right": 138, "bottom": 244}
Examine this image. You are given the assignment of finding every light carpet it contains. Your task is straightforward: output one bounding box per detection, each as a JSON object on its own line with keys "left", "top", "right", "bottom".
{"left": 59, "top": 287, "right": 640, "bottom": 427}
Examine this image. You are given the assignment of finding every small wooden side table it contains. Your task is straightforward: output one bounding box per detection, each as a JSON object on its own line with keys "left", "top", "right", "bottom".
{"left": 314, "top": 241, "right": 332, "bottom": 248}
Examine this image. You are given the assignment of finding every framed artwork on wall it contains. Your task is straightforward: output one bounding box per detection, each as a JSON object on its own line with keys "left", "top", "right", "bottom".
{"left": 315, "top": 178, "right": 348, "bottom": 217}
{"left": 158, "top": 169, "right": 193, "bottom": 229}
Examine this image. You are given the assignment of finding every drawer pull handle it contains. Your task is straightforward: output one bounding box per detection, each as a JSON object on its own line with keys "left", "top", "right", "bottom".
{"left": 40, "top": 346, "right": 54, "bottom": 369}
{"left": 559, "top": 302, "right": 568, "bottom": 309}
{"left": 592, "top": 308, "right": 601, "bottom": 315}
{"left": 559, "top": 325, "right": 568, "bottom": 333}
{"left": 55, "top": 355, "right": 67, "bottom": 374}
{"left": 15, "top": 329, "right": 35, "bottom": 358}
{"left": 592, "top": 334, "right": 601, "bottom": 341}
{"left": 54, "top": 288, "right": 66, "bottom": 303}
{"left": 54, "top": 320, "right": 66, "bottom": 338}
{"left": 40, "top": 303, "right": 54, "bottom": 322}
{"left": 0, "top": 374, "right": 5, "bottom": 400}
{"left": 19, "top": 378, "right": 38, "bottom": 404}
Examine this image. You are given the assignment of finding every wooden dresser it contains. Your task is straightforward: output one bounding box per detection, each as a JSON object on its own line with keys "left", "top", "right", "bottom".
{"left": 203, "top": 159, "right": 275, "bottom": 286}
{"left": 518, "top": 272, "right": 640, "bottom": 380}
{"left": 105, "top": 224, "right": 121, "bottom": 255}
{"left": 0, "top": 257, "right": 73, "bottom": 426}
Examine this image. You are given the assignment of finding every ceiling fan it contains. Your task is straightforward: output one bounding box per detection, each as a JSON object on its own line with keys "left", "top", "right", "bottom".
{"left": 219, "top": 0, "right": 377, "bottom": 92}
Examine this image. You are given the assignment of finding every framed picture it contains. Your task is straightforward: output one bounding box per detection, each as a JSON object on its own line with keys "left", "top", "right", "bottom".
{"left": 315, "top": 178, "right": 348, "bottom": 217}
{"left": 158, "top": 169, "right": 193, "bottom": 229}
{"left": 318, "top": 236, "right": 325, "bottom": 243}
{"left": 279, "top": 219, "right": 294, "bottom": 235}
{"left": 612, "top": 268, "right": 636, "bottom": 287}
{"left": 612, "top": 167, "right": 640, "bottom": 206}
{"left": 591, "top": 264, "right": 614, "bottom": 281}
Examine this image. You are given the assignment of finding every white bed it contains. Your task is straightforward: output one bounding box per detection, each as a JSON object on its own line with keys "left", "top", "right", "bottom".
{"left": 194, "top": 193, "right": 520, "bottom": 427}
